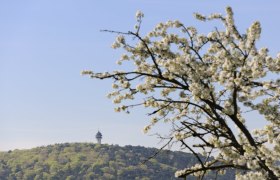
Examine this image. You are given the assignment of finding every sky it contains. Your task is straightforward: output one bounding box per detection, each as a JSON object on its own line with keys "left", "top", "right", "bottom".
{"left": 1, "top": 1, "right": 280, "bottom": 151}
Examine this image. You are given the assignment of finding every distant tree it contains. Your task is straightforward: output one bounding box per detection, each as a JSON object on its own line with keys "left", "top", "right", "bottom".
{"left": 83, "top": 7, "right": 280, "bottom": 179}
{"left": 66, "top": 175, "right": 75, "bottom": 180}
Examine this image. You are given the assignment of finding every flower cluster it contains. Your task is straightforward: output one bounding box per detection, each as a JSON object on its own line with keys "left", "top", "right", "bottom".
{"left": 83, "top": 6, "right": 280, "bottom": 180}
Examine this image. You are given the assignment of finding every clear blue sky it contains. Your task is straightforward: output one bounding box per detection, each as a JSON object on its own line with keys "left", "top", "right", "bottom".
{"left": 1, "top": 1, "right": 280, "bottom": 151}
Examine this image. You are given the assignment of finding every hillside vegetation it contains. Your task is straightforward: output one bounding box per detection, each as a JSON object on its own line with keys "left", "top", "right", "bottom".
{"left": 0, "top": 143, "right": 233, "bottom": 179}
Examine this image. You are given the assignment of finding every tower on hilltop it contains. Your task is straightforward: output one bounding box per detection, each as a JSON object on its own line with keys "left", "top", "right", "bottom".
{"left": 96, "top": 131, "right": 102, "bottom": 144}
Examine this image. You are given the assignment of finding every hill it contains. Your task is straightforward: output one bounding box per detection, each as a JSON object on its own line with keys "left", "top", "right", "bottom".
{"left": 0, "top": 143, "right": 234, "bottom": 179}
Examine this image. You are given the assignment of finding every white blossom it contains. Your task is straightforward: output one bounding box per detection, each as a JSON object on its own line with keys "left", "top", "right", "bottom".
{"left": 85, "top": 7, "right": 280, "bottom": 179}
{"left": 136, "top": 10, "right": 144, "bottom": 20}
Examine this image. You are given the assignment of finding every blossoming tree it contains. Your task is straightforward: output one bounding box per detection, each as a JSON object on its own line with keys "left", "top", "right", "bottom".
{"left": 83, "top": 7, "right": 280, "bottom": 179}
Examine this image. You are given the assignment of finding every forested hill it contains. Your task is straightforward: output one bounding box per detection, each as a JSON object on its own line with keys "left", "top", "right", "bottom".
{"left": 0, "top": 143, "right": 234, "bottom": 180}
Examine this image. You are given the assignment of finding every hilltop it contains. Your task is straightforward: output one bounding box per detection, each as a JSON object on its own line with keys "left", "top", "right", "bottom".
{"left": 0, "top": 143, "right": 234, "bottom": 179}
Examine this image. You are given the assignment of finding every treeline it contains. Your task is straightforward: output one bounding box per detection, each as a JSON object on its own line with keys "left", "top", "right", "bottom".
{"left": 0, "top": 143, "right": 234, "bottom": 179}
